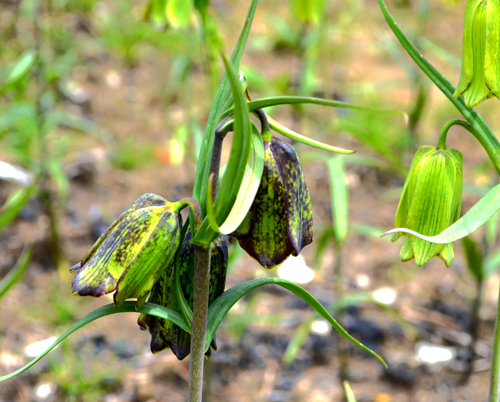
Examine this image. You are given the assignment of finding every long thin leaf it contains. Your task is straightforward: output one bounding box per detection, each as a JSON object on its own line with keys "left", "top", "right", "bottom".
{"left": 268, "top": 116, "right": 355, "bottom": 154}
{"left": 0, "top": 184, "right": 35, "bottom": 232}
{"left": 220, "top": 96, "right": 407, "bottom": 121}
{"left": 205, "top": 278, "right": 386, "bottom": 367}
{"left": 194, "top": 55, "right": 252, "bottom": 247}
{"left": 192, "top": 0, "right": 258, "bottom": 214}
{"left": 0, "top": 247, "right": 32, "bottom": 300}
{"left": 382, "top": 184, "right": 500, "bottom": 243}
{"left": 378, "top": 0, "right": 500, "bottom": 176}
{"left": 0, "top": 51, "right": 37, "bottom": 95}
{"left": 0, "top": 301, "right": 188, "bottom": 382}
{"left": 344, "top": 381, "right": 358, "bottom": 402}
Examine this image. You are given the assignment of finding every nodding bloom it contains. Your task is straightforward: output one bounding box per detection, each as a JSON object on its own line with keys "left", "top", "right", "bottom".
{"left": 393, "top": 146, "right": 463, "bottom": 267}
{"left": 231, "top": 133, "right": 313, "bottom": 269}
{"left": 138, "top": 231, "right": 228, "bottom": 360}
{"left": 70, "top": 193, "right": 182, "bottom": 310}
{"left": 454, "top": 0, "right": 500, "bottom": 107}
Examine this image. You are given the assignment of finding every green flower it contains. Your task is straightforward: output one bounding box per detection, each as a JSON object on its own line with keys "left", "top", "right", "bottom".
{"left": 393, "top": 146, "right": 463, "bottom": 267}
{"left": 454, "top": 0, "right": 500, "bottom": 107}
{"left": 231, "top": 133, "right": 313, "bottom": 269}
{"left": 138, "top": 231, "right": 228, "bottom": 360}
{"left": 70, "top": 193, "right": 182, "bottom": 309}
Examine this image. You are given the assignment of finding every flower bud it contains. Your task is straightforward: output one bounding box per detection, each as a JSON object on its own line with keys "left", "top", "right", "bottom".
{"left": 393, "top": 146, "right": 463, "bottom": 267}
{"left": 454, "top": 0, "right": 500, "bottom": 107}
{"left": 70, "top": 193, "right": 182, "bottom": 309}
{"left": 231, "top": 133, "right": 313, "bottom": 269}
{"left": 138, "top": 231, "right": 228, "bottom": 360}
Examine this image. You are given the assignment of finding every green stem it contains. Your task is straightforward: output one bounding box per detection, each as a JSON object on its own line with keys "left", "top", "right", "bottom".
{"left": 188, "top": 245, "right": 212, "bottom": 402}
{"left": 490, "top": 280, "right": 500, "bottom": 401}
{"left": 436, "top": 119, "right": 500, "bottom": 176}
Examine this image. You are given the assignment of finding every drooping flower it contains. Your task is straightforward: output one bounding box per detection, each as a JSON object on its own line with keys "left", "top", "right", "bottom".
{"left": 393, "top": 146, "right": 463, "bottom": 267}
{"left": 231, "top": 133, "right": 313, "bottom": 269}
{"left": 138, "top": 231, "right": 228, "bottom": 360}
{"left": 454, "top": 0, "right": 500, "bottom": 107}
{"left": 70, "top": 193, "right": 182, "bottom": 310}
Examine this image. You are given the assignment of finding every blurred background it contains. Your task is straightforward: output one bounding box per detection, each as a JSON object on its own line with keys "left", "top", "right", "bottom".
{"left": 1, "top": 0, "right": 499, "bottom": 401}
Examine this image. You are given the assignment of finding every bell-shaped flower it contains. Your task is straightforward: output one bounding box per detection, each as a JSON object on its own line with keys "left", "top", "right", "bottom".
{"left": 138, "top": 231, "right": 228, "bottom": 360}
{"left": 70, "top": 193, "right": 182, "bottom": 309}
{"left": 231, "top": 133, "right": 313, "bottom": 269}
{"left": 454, "top": 0, "right": 500, "bottom": 107}
{"left": 393, "top": 146, "right": 463, "bottom": 267}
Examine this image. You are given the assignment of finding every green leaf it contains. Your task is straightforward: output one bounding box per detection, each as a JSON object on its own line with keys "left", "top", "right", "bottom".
{"left": 328, "top": 157, "right": 348, "bottom": 245}
{"left": 0, "top": 184, "right": 35, "bottom": 232}
{"left": 221, "top": 96, "right": 407, "bottom": 120}
{"left": 378, "top": 0, "right": 500, "bottom": 176}
{"left": 192, "top": 0, "right": 258, "bottom": 215}
{"left": 268, "top": 115, "right": 354, "bottom": 154}
{"left": 0, "top": 51, "right": 37, "bottom": 95}
{"left": 46, "top": 159, "right": 70, "bottom": 201}
{"left": 0, "top": 247, "right": 32, "bottom": 300}
{"left": 462, "top": 237, "right": 484, "bottom": 282}
{"left": 205, "top": 124, "right": 264, "bottom": 235}
{"left": 166, "top": 0, "right": 192, "bottom": 28}
{"left": 205, "top": 278, "right": 386, "bottom": 367}
{"left": 193, "top": 55, "right": 252, "bottom": 247}
{"left": 0, "top": 301, "right": 188, "bottom": 382}
{"left": 344, "top": 381, "right": 358, "bottom": 402}
{"left": 382, "top": 183, "right": 500, "bottom": 244}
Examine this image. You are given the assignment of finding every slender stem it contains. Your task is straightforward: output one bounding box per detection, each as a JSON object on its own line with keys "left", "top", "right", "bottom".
{"left": 188, "top": 245, "right": 212, "bottom": 402}
{"left": 489, "top": 280, "right": 500, "bottom": 402}
{"left": 437, "top": 119, "right": 500, "bottom": 176}
{"left": 253, "top": 108, "right": 270, "bottom": 133}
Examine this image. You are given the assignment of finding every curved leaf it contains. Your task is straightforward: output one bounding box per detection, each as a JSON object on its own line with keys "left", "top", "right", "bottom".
{"left": 382, "top": 183, "right": 500, "bottom": 243}
{"left": 220, "top": 96, "right": 407, "bottom": 121}
{"left": 0, "top": 51, "right": 37, "bottom": 95}
{"left": 268, "top": 115, "right": 355, "bottom": 154}
{"left": 205, "top": 278, "right": 386, "bottom": 367}
{"left": 0, "top": 301, "right": 188, "bottom": 382}
{"left": 194, "top": 55, "right": 251, "bottom": 247}
{"left": 0, "top": 246, "right": 32, "bottom": 300}
{"left": 0, "top": 184, "right": 35, "bottom": 232}
{"left": 192, "top": 0, "right": 258, "bottom": 214}
{"left": 205, "top": 124, "right": 264, "bottom": 235}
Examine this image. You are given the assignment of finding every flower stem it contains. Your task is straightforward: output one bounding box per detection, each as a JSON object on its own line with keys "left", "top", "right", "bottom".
{"left": 437, "top": 119, "right": 500, "bottom": 176}
{"left": 188, "top": 245, "right": 212, "bottom": 402}
{"left": 489, "top": 280, "right": 500, "bottom": 402}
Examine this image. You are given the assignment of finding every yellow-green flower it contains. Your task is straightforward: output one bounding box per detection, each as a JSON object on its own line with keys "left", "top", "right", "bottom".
{"left": 393, "top": 146, "right": 463, "bottom": 267}
{"left": 454, "top": 0, "right": 500, "bottom": 107}
{"left": 70, "top": 193, "right": 182, "bottom": 309}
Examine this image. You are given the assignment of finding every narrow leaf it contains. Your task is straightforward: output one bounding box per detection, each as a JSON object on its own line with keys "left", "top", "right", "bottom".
{"left": 268, "top": 116, "right": 355, "bottom": 154}
{"left": 0, "top": 51, "right": 37, "bottom": 95}
{"left": 220, "top": 96, "right": 407, "bottom": 121}
{"left": 194, "top": 55, "right": 252, "bottom": 247}
{"left": 382, "top": 183, "right": 500, "bottom": 243}
{"left": 0, "top": 302, "right": 188, "bottom": 382}
{"left": 0, "top": 184, "right": 35, "bottom": 232}
{"left": 462, "top": 237, "right": 484, "bottom": 282}
{"left": 0, "top": 247, "right": 32, "bottom": 300}
{"left": 206, "top": 278, "right": 386, "bottom": 367}
{"left": 344, "top": 381, "right": 358, "bottom": 402}
{"left": 192, "top": 0, "right": 258, "bottom": 214}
